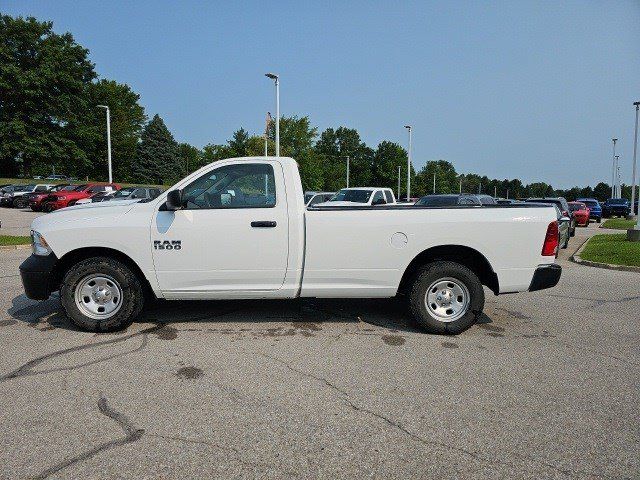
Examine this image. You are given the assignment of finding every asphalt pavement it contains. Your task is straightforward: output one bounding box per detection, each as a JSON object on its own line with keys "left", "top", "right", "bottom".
{"left": 0, "top": 222, "right": 638, "bottom": 479}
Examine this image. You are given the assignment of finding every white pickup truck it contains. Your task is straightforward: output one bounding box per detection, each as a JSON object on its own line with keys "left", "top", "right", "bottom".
{"left": 20, "top": 157, "right": 562, "bottom": 334}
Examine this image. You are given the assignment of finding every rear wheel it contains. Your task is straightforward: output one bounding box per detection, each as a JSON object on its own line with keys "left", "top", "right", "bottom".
{"left": 408, "top": 261, "right": 485, "bottom": 335}
{"left": 61, "top": 257, "right": 145, "bottom": 332}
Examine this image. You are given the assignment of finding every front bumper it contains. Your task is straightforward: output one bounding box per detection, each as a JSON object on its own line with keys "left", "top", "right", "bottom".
{"left": 19, "top": 254, "right": 58, "bottom": 300}
{"left": 529, "top": 264, "right": 562, "bottom": 292}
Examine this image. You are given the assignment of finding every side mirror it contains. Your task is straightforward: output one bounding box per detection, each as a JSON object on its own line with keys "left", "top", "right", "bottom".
{"left": 164, "top": 189, "right": 183, "bottom": 211}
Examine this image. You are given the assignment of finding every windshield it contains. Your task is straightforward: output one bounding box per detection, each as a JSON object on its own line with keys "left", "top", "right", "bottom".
{"left": 73, "top": 184, "right": 88, "bottom": 191}
{"left": 330, "top": 189, "right": 373, "bottom": 203}
{"left": 569, "top": 203, "right": 586, "bottom": 211}
{"left": 16, "top": 185, "right": 34, "bottom": 191}
{"left": 113, "top": 187, "right": 136, "bottom": 198}
{"left": 607, "top": 198, "right": 628, "bottom": 205}
{"left": 61, "top": 185, "right": 76, "bottom": 191}
{"left": 580, "top": 200, "right": 598, "bottom": 207}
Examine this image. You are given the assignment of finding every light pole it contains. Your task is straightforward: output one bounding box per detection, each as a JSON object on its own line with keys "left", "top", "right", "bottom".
{"left": 97, "top": 105, "right": 112, "bottom": 183}
{"left": 404, "top": 125, "right": 412, "bottom": 200}
{"left": 611, "top": 138, "right": 618, "bottom": 197}
{"left": 433, "top": 173, "right": 436, "bottom": 193}
{"left": 397, "top": 166, "right": 401, "bottom": 199}
{"left": 265, "top": 74, "right": 279, "bottom": 156}
{"left": 459, "top": 178, "right": 462, "bottom": 193}
{"left": 346, "top": 156, "right": 350, "bottom": 188}
{"left": 630, "top": 102, "right": 639, "bottom": 221}
{"left": 615, "top": 156, "right": 620, "bottom": 197}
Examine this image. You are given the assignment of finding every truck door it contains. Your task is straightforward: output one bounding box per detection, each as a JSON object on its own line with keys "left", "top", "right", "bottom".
{"left": 151, "top": 161, "right": 289, "bottom": 294}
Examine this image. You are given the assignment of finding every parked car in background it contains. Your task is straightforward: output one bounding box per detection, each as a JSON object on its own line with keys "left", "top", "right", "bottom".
{"left": 27, "top": 184, "right": 72, "bottom": 211}
{"left": 634, "top": 199, "right": 638, "bottom": 215}
{"left": 75, "top": 190, "right": 117, "bottom": 205}
{"left": 575, "top": 198, "right": 602, "bottom": 223}
{"left": 568, "top": 201, "right": 590, "bottom": 226}
{"left": 45, "top": 174, "right": 68, "bottom": 181}
{"left": 602, "top": 198, "right": 631, "bottom": 218}
{"left": 304, "top": 191, "right": 335, "bottom": 207}
{"left": 42, "top": 183, "right": 121, "bottom": 211}
{"left": 525, "top": 197, "right": 575, "bottom": 237}
{"left": 2, "top": 184, "right": 53, "bottom": 208}
{"left": 317, "top": 187, "right": 396, "bottom": 206}
{"left": 552, "top": 205, "right": 570, "bottom": 249}
{"left": 416, "top": 194, "right": 480, "bottom": 206}
{"left": 76, "top": 187, "right": 163, "bottom": 205}
{"left": 495, "top": 198, "right": 524, "bottom": 205}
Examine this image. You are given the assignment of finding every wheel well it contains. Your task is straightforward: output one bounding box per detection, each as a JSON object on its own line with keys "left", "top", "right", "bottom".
{"left": 398, "top": 245, "right": 499, "bottom": 295}
{"left": 52, "top": 247, "right": 156, "bottom": 300}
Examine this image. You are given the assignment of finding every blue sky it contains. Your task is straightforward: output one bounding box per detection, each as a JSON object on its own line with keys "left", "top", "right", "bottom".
{"left": 3, "top": 0, "right": 639, "bottom": 187}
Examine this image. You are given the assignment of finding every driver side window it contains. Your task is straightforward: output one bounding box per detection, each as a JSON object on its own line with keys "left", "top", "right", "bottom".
{"left": 182, "top": 163, "right": 276, "bottom": 210}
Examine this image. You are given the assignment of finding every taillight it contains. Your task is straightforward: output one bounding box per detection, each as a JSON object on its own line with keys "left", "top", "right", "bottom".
{"left": 542, "top": 221, "right": 559, "bottom": 256}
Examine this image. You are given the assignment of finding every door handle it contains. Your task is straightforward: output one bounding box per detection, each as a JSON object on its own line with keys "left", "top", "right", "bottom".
{"left": 251, "top": 221, "right": 277, "bottom": 228}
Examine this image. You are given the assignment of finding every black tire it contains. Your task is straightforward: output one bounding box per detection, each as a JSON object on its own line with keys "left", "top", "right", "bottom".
{"left": 408, "top": 261, "right": 485, "bottom": 335}
{"left": 563, "top": 235, "right": 569, "bottom": 249}
{"left": 13, "top": 198, "right": 26, "bottom": 208}
{"left": 42, "top": 202, "right": 54, "bottom": 212}
{"left": 596, "top": 217, "right": 601, "bottom": 223}
{"left": 60, "top": 256, "right": 144, "bottom": 332}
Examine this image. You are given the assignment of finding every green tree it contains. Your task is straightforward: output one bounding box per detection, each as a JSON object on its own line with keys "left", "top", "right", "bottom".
{"left": 415, "top": 160, "right": 458, "bottom": 196}
{"left": 315, "top": 127, "right": 373, "bottom": 190}
{"left": 77, "top": 79, "right": 146, "bottom": 181}
{"left": 372, "top": 141, "right": 408, "bottom": 195}
{"left": 593, "top": 182, "right": 610, "bottom": 201}
{"left": 179, "top": 142, "right": 201, "bottom": 175}
{"left": 0, "top": 15, "right": 96, "bottom": 176}
{"left": 132, "top": 114, "right": 182, "bottom": 184}
{"left": 227, "top": 128, "right": 250, "bottom": 157}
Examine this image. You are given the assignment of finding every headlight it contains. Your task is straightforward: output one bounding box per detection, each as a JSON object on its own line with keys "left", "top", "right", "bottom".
{"left": 31, "top": 231, "right": 52, "bottom": 256}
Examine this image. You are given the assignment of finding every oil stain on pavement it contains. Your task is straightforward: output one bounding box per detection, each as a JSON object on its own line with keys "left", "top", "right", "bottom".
{"left": 176, "top": 366, "right": 204, "bottom": 380}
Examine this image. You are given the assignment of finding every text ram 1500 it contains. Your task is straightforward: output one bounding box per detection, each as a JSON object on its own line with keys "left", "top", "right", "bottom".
{"left": 20, "top": 157, "right": 562, "bottom": 334}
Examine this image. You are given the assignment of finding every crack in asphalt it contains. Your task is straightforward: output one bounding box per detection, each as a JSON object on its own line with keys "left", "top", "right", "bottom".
{"left": 0, "top": 325, "right": 161, "bottom": 383}
{"left": 33, "top": 396, "right": 144, "bottom": 480}
{"left": 257, "top": 352, "right": 601, "bottom": 478}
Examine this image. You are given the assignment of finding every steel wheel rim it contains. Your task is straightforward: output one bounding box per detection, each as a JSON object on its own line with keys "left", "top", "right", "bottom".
{"left": 74, "top": 274, "right": 123, "bottom": 320}
{"left": 425, "top": 277, "right": 470, "bottom": 323}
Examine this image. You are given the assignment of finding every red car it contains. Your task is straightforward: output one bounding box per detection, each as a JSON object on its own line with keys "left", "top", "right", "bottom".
{"left": 42, "top": 183, "right": 121, "bottom": 211}
{"left": 27, "top": 184, "right": 72, "bottom": 211}
{"left": 568, "top": 201, "right": 590, "bottom": 226}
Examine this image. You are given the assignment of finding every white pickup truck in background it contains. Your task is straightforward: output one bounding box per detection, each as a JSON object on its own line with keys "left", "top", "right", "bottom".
{"left": 317, "top": 187, "right": 396, "bottom": 206}
{"left": 20, "top": 157, "right": 562, "bottom": 334}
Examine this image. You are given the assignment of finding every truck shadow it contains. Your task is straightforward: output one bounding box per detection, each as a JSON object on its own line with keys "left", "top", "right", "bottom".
{"left": 7, "top": 294, "right": 428, "bottom": 334}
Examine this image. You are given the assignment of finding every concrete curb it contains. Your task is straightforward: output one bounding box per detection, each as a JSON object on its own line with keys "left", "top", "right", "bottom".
{"left": 0, "top": 244, "right": 31, "bottom": 251}
{"left": 571, "top": 236, "right": 640, "bottom": 274}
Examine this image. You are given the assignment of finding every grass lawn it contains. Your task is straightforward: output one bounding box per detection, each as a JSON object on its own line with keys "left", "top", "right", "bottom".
{"left": 580, "top": 233, "right": 640, "bottom": 267}
{"left": 0, "top": 235, "right": 31, "bottom": 246}
{"left": 602, "top": 218, "right": 636, "bottom": 230}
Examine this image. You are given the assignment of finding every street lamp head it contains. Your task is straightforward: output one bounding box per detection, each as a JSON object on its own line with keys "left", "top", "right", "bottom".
{"left": 612, "top": 138, "right": 618, "bottom": 142}
{"left": 97, "top": 105, "right": 108, "bottom": 109}
{"left": 265, "top": 73, "right": 278, "bottom": 80}
{"left": 634, "top": 101, "right": 640, "bottom": 106}
{"left": 404, "top": 125, "right": 411, "bottom": 130}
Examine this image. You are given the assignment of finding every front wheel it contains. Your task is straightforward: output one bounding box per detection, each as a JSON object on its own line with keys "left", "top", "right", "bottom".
{"left": 408, "top": 261, "right": 485, "bottom": 335}
{"left": 61, "top": 257, "right": 145, "bottom": 332}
